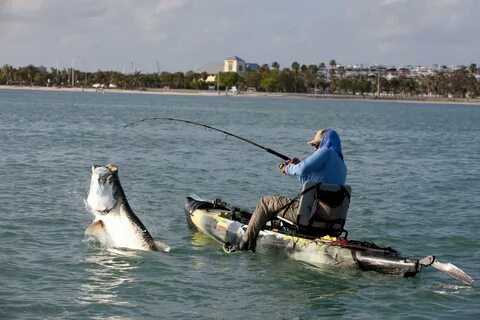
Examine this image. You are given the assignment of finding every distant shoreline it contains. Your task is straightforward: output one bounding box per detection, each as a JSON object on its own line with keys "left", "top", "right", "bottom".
{"left": 1, "top": 85, "right": 479, "bottom": 106}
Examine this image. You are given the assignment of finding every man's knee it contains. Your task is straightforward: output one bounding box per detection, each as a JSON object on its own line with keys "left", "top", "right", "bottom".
{"left": 259, "top": 195, "right": 275, "bottom": 204}
{"left": 259, "top": 195, "right": 282, "bottom": 208}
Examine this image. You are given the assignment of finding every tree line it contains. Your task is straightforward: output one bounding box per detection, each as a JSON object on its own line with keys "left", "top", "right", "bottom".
{"left": 1, "top": 61, "right": 479, "bottom": 98}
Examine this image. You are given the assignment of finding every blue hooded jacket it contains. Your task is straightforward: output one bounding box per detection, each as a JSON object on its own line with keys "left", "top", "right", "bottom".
{"left": 285, "top": 129, "right": 347, "bottom": 185}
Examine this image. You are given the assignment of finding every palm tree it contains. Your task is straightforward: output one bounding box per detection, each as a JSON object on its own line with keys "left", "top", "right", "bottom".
{"left": 307, "top": 65, "right": 320, "bottom": 92}
{"left": 291, "top": 62, "right": 300, "bottom": 92}
{"left": 1, "top": 65, "right": 14, "bottom": 85}
{"left": 291, "top": 62, "right": 300, "bottom": 73}
{"left": 329, "top": 60, "right": 337, "bottom": 93}
{"left": 308, "top": 64, "right": 319, "bottom": 75}
{"left": 260, "top": 64, "right": 270, "bottom": 73}
{"left": 469, "top": 63, "right": 477, "bottom": 75}
{"left": 271, "top": 61, "right": 280, "bottom": 71}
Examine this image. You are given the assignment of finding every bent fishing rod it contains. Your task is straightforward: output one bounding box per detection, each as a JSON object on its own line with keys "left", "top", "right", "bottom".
{"left": 124, "top": 117, "right": 291, "bottom": 161}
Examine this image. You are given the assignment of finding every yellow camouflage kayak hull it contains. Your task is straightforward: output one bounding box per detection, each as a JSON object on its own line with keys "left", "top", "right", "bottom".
{"left": 185, "top": 196, "right": 424, "bottom": 277}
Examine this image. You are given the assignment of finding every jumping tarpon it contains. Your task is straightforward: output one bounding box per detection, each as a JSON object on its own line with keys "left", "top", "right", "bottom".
{"left": 85, "top": 164, "right": 169, "bottom": 252}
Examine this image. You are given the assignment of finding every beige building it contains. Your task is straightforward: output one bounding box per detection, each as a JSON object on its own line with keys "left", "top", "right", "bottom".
{"left": 224, "top": 56, "right": 246, "bottom": 73}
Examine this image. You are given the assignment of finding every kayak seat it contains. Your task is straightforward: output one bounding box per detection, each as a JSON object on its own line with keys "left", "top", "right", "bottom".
{"left": 295, "top": 181, "right": 351, "bottom": 237}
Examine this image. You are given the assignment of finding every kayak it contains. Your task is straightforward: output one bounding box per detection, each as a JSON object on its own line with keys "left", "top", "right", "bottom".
{"left": 184, "top": 196, "right": 474, "bottom": 284}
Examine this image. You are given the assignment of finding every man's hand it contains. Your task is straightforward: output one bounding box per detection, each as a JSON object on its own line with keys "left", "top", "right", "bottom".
{"left": 278, "top": 162, "right": 288, "bottom": 175}
{"left": 279, "top": 158, "right": 300, "bottom": 175}
{"left": 290, "top": 157, "right": 300, "bottom": 164}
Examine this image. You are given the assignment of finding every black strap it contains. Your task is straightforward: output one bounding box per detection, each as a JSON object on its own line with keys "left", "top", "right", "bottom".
{"left": 272, "top": 182, "right": 350, "bottom": 218}
{"left": 270, "top": 183, "right": 350, "bottom": 237}
{"left": 268, "top": 182, "right": 328, "bottom": 228}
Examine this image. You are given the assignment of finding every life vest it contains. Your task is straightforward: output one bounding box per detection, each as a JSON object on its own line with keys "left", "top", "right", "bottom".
{"left": 296, "top": 181, "right": 351, "bottom": 237}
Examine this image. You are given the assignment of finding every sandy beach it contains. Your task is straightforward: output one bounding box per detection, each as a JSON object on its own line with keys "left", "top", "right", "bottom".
{"left": 1, "top": 85, "right": 479, "bottom": 106}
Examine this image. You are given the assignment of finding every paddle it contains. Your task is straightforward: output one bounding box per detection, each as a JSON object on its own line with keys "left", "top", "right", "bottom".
{"left": 124, "top": 117, "right": 292, "bottom": 161}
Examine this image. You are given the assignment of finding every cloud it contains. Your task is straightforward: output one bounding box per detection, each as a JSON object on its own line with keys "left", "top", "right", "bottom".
{"left": 380, "top": 0, "right": 408, "bottom": 6}
{"left": 0, "top": 1, "right": 479, "bottom": 70}
{"left": 155, "top": 0, "right": 188, "bottom": 13}
{"left": 0, "top": 0, "right": 44, "bottom": 14}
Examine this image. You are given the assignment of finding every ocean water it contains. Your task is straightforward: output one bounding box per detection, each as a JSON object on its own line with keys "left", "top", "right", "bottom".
{"left": 0, "top": 89, "right": 479, "bottom": 319}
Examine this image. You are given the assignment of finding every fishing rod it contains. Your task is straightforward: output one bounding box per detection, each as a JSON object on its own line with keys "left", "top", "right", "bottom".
{"left": 124, "top": 117, "right": 291, "bottom": 161}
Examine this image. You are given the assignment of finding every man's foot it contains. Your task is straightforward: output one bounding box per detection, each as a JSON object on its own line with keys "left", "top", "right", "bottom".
{"left": 222, "top": 242, "right": 237, "bottom": 253}
{"left": 222, "top": 239, "right": 254, "bottom": 253}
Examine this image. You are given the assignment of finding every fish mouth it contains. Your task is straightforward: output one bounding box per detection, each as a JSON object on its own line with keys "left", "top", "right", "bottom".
{"left": 86, "top": 164, "right": 120, "bottom": 213}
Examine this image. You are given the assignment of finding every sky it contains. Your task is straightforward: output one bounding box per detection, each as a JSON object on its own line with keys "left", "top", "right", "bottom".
{"left": 1, "top": 0, "right": 479, "bottom": 72}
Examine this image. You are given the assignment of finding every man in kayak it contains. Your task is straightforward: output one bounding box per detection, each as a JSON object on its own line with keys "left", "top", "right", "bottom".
{"left": 238, "top": 128, "right": 348, "bottom": 251}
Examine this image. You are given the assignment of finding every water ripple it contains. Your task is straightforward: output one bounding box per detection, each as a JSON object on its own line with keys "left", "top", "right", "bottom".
{"left": 1, "top": 91, "right": 479, "bottom": 319}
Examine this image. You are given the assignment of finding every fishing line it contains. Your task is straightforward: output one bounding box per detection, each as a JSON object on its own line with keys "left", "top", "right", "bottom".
{"left": 124, "top": 117, "right": 291, "bottom": 161}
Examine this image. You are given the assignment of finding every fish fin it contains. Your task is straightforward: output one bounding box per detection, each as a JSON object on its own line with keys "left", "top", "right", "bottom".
{"left": 106, "top": 163, "right": 118, "bottom": 173}
{"left": 155, "top": 241, "right": 171, "bottom": 253}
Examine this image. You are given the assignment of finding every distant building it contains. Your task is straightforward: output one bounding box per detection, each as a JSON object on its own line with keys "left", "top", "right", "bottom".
{"left": 245, "top": 63, "right": 260, "bottom": 71}
{"left": 223, "top": 57, "right": 260, "bottom": 73}
{"left": 385, "top": 73, "right": 397, "bottom": 81}
{"left": 205, "top": 75, "right": 216, "bottom": 83}
{"left": 224, "top": 56, "right": 246, "bottom": 73}
{"left": 398, "top": 68, "right": 411, "bottom": 77}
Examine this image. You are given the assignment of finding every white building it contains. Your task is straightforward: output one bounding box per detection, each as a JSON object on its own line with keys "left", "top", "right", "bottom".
{"left": 224, "top": 56, "right": 246, "bottom": 73}
{"left": 205, "top": 75, "right": 217, "bottom": 83}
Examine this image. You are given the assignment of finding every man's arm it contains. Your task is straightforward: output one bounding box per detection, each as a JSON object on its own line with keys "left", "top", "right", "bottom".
{"left": 284, "top": 148, "right": 329, "bottom": 177}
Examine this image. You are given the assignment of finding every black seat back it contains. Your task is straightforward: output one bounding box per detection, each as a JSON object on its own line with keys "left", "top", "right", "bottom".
{"left": 296, "top": 182, "right": 351, "bottom": 237}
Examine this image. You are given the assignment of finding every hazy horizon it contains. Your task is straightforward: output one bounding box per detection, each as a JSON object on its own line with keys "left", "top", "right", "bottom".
{"left": 1, "top": 0, "right": 479, "bottom": 72}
